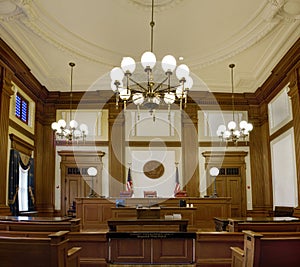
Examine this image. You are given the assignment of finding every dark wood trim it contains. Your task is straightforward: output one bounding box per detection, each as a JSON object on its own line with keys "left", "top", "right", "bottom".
{"left": 9, "top": 133, "right": 34, "bottom": 156}
{"left": 9, "top": 119, "right": 35, "bottom": 141}
{"left": 55, "top": 140, "right": 109, "bottom": 147}
{"left": 125, "top": 141, "right": 181, "bottom": 147}
{"left": 254, "top": 37, "right": 300, "bottom": 104}
{"left": 199, "top": 141, "right": 249, "bottom": 147}
{"left": 269, "top": 120, "right": 294, "bottom": 142}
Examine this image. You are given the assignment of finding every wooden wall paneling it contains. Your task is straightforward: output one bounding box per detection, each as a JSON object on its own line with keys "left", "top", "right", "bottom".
{"left": 108, "top": 103, "right": 125, "bottom": 197}
{"left": 248, "top": 103, "right": 273, "bottom": 215}
{"left": 288, "top": 65, "right": 300, "bottom": 216}
{"left": 182, "top": 104, "right": 199, "bottom": 197}
{"left": 0, "top": 66, "right": 14, "bottom": 215}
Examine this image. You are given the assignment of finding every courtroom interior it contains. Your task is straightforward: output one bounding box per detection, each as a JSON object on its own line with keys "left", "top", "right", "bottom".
{"left": 0, "top": 0, "right": 300, "bottom": 266}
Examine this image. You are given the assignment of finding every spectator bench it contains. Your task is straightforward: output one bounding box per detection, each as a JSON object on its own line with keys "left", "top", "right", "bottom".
{"left": 230, "top": 230, "right": 300, "bottom": 267}
{"left": 0, "top": 230, "right": 81, "bottom": 267}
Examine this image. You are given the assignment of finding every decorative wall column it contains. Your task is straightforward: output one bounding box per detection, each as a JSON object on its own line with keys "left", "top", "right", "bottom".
{"left": 34, "top": 100, "right": 57, "bottom": 215}
{"left": 108, "top": 103, "right": 125, "bottom": 197}
{"left": 182, "top": 104, "right": 200, "bottom": 197}
{"left": 288, "top": 65, "right": 300, "bottom": 216}
{"left": 248, "top": 103, "right": 273, "bottom": 215}
{"left": 0, "top": 66, "right": 14, "bottom": 215}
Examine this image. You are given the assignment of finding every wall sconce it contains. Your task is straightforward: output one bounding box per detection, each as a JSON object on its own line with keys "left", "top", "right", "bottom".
{"left": 87, "top": 167, "right": 97, "bottom": 198}
{"left": 209, "top": 167, "right": 220, "bottom": 198}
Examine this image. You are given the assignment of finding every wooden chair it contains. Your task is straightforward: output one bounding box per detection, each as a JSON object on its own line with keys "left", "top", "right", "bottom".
{"left": 119, "top": 191, "right": 133, "bottom": 198}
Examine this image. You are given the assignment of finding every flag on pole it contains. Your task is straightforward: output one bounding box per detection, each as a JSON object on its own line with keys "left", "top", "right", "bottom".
{"left": 126, "top": 167, "right": 133, "bottom": 192}
{"left": 174, "top": 164, "right": 180, "bottom": 195}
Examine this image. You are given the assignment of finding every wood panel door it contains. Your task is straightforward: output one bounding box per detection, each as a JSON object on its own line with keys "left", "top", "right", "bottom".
{"left": 203, "top": 151, "right": 248, "bottom": 217}
{"left": 211, "top": 168, "right": 242, "bottom": 217}
{"left": 65, "top": 171, "right": 91, "bottom": 213}
{"left": 58, "top": 151, "right": 105, "bottom": 216}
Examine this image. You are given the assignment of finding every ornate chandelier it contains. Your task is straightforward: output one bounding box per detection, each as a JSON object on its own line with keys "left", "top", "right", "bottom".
{"left": 51, "top": 62, "right": 88, "bottom": 142}
{"left": 110, "top": 0, "right": 193, "bottom": 121}
{"left": 216, "top": 64, "right": 253, "bottom": 142}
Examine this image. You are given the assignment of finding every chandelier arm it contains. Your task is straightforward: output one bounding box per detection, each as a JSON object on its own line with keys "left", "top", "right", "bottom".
{"left": 153, "top": 77, "right": 169, "bottom": 92}
{"left": 155, "top": 84, "right": 181, "bottom": 93}
{"left": 128, "top": 77, "right": 148, "bottom": 91}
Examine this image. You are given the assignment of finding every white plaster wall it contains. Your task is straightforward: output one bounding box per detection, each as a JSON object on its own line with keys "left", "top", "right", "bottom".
{"left": 270, "top": 128, "right": 298, "bottom": 208}
{"left": 125, "top": 147, "right": 182, "bottom": 198}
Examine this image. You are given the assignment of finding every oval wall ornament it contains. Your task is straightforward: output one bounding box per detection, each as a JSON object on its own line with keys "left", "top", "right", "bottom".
{"left": 143, "top": 160, "right": 165, "bottom": 179}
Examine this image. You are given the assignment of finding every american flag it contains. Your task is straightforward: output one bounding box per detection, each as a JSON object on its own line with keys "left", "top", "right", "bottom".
{"left": 174, "top": 165, "right": 180, "bottom": 195}
{"left": 126, "top": 167, "right": 133, "bottom": 191}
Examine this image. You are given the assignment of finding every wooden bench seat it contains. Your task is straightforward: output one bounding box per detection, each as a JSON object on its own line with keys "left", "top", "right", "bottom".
{"left": 231, "top": 230, "right": 300, "bottom": 267}
{"left": 0, "top": 230, "right": 81, "bottom": 267}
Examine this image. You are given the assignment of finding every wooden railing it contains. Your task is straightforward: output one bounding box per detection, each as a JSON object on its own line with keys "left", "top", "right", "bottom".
{"left": 0, "top": 230, "right": 81, "bottom": 267}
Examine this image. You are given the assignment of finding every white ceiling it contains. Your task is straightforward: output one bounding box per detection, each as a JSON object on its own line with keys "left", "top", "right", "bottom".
{"left": 0, "top": 0, "right": 299, "bottom": 94}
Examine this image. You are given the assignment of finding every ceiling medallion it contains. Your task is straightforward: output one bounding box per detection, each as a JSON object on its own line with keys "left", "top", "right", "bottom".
{"left": 143, "top": 160, "right": 165, "bottom": 179}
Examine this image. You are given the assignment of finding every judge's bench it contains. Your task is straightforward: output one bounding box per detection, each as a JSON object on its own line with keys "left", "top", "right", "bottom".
{"left": 75, "top": 196, "right": 232, "bottom": 231}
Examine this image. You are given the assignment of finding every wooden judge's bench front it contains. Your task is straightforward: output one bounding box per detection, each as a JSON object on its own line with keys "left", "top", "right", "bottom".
{"left": 75, "top": 197, "right": 231, "bottom": 231}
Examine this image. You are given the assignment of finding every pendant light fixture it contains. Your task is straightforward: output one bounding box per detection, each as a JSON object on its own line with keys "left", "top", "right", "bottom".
{"left": 51, "top": 62, "right": 88, "bottom": 142}
{"left": 216, "top": 64, "right": 253, "bottom": 142}
{"left": 110, "top": 0, "right": 193, "bottom": 121}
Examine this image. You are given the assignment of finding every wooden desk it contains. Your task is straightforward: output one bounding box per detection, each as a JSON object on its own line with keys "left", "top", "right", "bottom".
{"left": 107, "top": 231, "right": 195, "bottom": 264}
{"left": 228, "top": 217, "right": 300, "bottom": 232}
{"left": 107, "top": 218, "right": 189, "bottom": 232}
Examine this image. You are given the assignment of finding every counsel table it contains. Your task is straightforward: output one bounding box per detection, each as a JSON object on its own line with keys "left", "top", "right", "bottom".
{"left": 107, "top": 218, "right": 189, "bottom": 232}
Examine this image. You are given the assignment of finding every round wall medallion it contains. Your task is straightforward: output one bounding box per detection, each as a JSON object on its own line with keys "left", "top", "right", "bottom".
{"left": 143, "top": 160, "right": 165, "bottom": 179}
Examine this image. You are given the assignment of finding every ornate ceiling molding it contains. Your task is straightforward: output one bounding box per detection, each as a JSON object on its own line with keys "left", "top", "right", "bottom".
{"left": 0, "top": 0, "right": 28, "bottom": 22}
{"left": 190, "top": 1, "right": 298, "bottom": 70}
{"left": 3, "top": 0, "right": 117, "bottom": 67}
{"left": 2, "top": 0, "right": 298, "bottom": 72}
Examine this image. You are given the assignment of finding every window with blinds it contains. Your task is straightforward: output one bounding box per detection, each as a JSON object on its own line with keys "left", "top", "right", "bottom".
{"left": 67, "top": 167, "right": 89, "bottom": 175}
{"left": 218, "top": 167, "right": 240, "bottom": 176}
{"left": 15, "top": 93, "right": 29, "bottom": 124}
